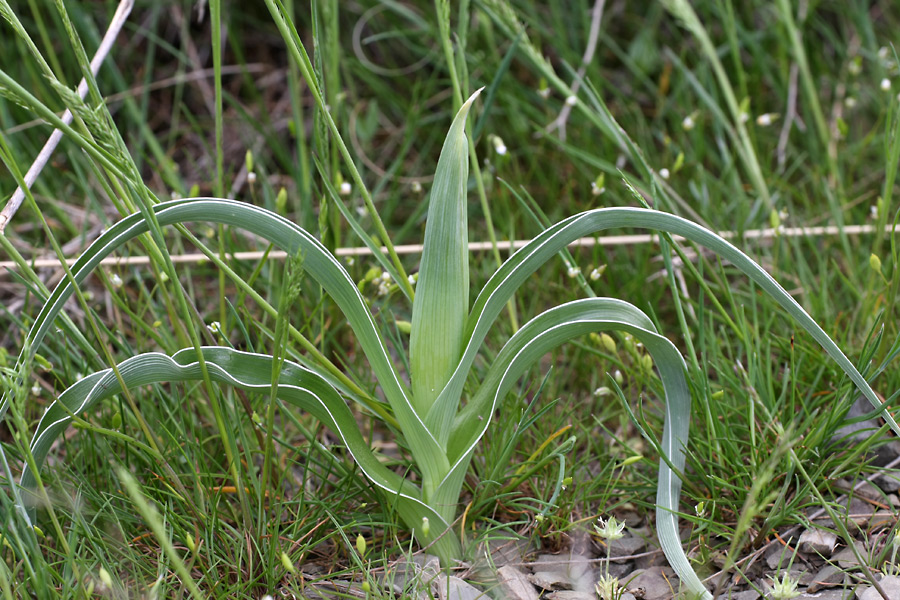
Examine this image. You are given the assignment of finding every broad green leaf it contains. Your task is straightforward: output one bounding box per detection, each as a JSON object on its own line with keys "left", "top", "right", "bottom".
{"left": 436, "top": 298, "right": 703, "bottom": 596}
{"left": 441, "top": 207, "right": 898, "bottom": 444}
{"left": 1, "top": 198, "right": 450, "bottom": 493}
{"left": 410, "top": 89, "right": 480, "bottom": 427}
{"left": 20, "top": 346, "right": 460, "bottom": 562}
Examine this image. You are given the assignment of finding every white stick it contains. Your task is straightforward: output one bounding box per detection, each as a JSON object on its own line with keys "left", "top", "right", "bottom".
{"left": 0, "top": 0, "right": 134, "bottom": 234}
{"left": 1, "top": 222, "right": 894, "bottom": 272}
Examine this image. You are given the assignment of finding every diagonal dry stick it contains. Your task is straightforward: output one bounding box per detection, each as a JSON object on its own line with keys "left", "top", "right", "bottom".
{"left": 0, "top": 0, "right": 134, "bottom": 235}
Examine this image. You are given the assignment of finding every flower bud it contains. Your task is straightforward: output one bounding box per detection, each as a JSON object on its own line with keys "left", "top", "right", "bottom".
{"left": 281, "top": 551, "right": 296, "bottom": 573}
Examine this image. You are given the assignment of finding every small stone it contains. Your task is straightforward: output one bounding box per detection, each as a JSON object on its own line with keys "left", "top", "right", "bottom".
{"left": 798, "top": 570, "right": 816, "bottom": 586}
{"left": 609, "top": 536, "right": 647, "bottom": 561}
{"left": 486, "top": 536, "right": 534, "bottom": 566}
{"left": 832, "top": 542, "right": 868, "bottom": 569}
{"left": 799, "top": 529, "right": 838, "bottom": 556}
{"left": 620, "top": 511, "right": 643, "bottom": 527}
{"left": 871, "top": 511, "right": 895, "bottom": 531}
{"left": 529, "top": 570, "right": 570, "bottom": 591}
{"left": 497, "top": 565, "right": 539, "bottom": 600}
{"left": 626, "top": 567, "right": 678, "bottom": 600}
{"left": 729, "top": 589, "right": 761, "bottom": 600}
{"left": 798, "top": 589, "right": 855, "bottom": 600}
{"left": 593, "top": 562, "right": 633, "bottom": 580}
{"left": 877, "top": 472, "right": 900, "bottom": 493}
{"left": 858, "top": 575, "right": 900, "bottom": 600}
{"left": 851, "top": 482, "right": 883, "bottom": 501}
{"left": 546, "top": 592, "right": 595, "bottom": 600}
{"left": 767, "top": 545, "right": 795, "bottom": 570}
{"left": 529, "top": 553, "right": 592, "bottom": 591}
{"left": 838, "top": 497, "right": 875, "bottom": 530}
{"left": 433, "top": 575, "right": 488, "bottom": 600}
{"left": 806, "top": 565, "right": 845, "bottom": 592}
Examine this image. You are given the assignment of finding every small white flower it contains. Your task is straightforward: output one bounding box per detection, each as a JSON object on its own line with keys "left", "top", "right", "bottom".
{"left": 411, "top": 181, "right": 423, "bottom": 193}
{"left": 614, "top": 369, "right": 623, "bottom": 385}
{"left": 739, "top": 111, "right": 750, "bottom": 124}
{"left": 871, "top": 204, "right": 879, "bottom": 219}
{"left": 594, "top": 516, "right": 626, "bottom": 541}
{"left": 538, "top": 85, "right": 551, "bottom": 99}
{"left": 768, "top": 573, "right": 801, "bottom": 600}
{"left": 110, "top": 273, "right": 123, "bottom": 289}
{"left": 659, "top": 168, "right": 670, "bottom": 180}
{"left": 567, "top": 265, "right": 581, "bottom": 278}
{"left": 377, "top": 282, "right": 390, "bottom": 296}
{"left": 340, "top": 181, "right": 352, "bottom": 195}
{"left": 565, "top": 95, "right": 577, "bottom": 106}
{"left": 879, "top": 46, "right": 890, "bottom": 61}
{"left": 355, "top": 205, "right": 367, "bottom": 218}
{"left": 262, "top": 596, "right": 275, "bottom": 600}
{"left": 778, "top": 208, "right": 789, "bottom": 221}
{"left": 170, "top": 191, "right": 181, "bottom": 200}
{"left": 594, "top": 386, "right": 613, "bottom": 398}
{"left": 848, "top": 58, "right": 862, "bottom": 76}
{"left": 844, "top": 96, "right": 857, "bottom": 108}
{"left": 882, "top": 78, "right": 892, "bottom": 91}
{"left": 380, "top": 270, "right": 392, "bottom": 283}
{"left": 247, "top": 171, "right": 257, "bottom": 184}
{"left": 595, "top": 573, "right": 621, "bottom": 600}
{"left": 207, "top": 321, "right": 221, "bottom": 334}
{"left": 491, "top": 135, "right": 508, "bottom": 156}
{"left": 591, "top": 181, "right": 605, "bottom": 196}
{"left": 408, "top": 274, "right": 417, "bottom": 285}
{"left": 345, "top": 256, "right": 355, "bottom": 267}
{"left": 681, "top": 115, "right": 695, "bottom": 131}
{"left": 31, "top": 383, "right": 40, "bottom": 396}
{"left": 756, "top": 113, "right": 779, "bottom": 126}
{"left": 589, "top": 267, "right": 604, "bottom": 281}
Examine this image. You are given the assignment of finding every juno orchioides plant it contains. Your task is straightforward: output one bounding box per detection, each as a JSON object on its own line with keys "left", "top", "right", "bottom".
{"left": 3, "top": 93, "right": 900, "bottom": 600}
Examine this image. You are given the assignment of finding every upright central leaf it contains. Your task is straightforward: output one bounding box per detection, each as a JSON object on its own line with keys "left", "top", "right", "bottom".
{"left": 409, "top": 89, "right": 481, "bottom": 419}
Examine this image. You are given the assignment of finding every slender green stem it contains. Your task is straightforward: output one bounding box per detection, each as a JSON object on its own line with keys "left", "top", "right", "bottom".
{"left": 265, "top": 0, "right": 415, "bottom": 299}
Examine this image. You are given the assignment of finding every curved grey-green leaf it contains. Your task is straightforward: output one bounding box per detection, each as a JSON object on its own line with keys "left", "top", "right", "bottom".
{"left": 20, "top": 346, "right": 458, "bottom": 557}
{"left": 4, "top": 198, "right": 448, "bottom": 486}
{"left": 438, "top": 298, "right": 709, "bottom": 598}
{"left": 437, "top": 207, "right": 898, "bottom": 444}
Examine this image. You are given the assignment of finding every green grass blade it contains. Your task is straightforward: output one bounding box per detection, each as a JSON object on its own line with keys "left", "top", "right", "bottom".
{"left": 410, "top": 89, "right": 479, "bottom": 424}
